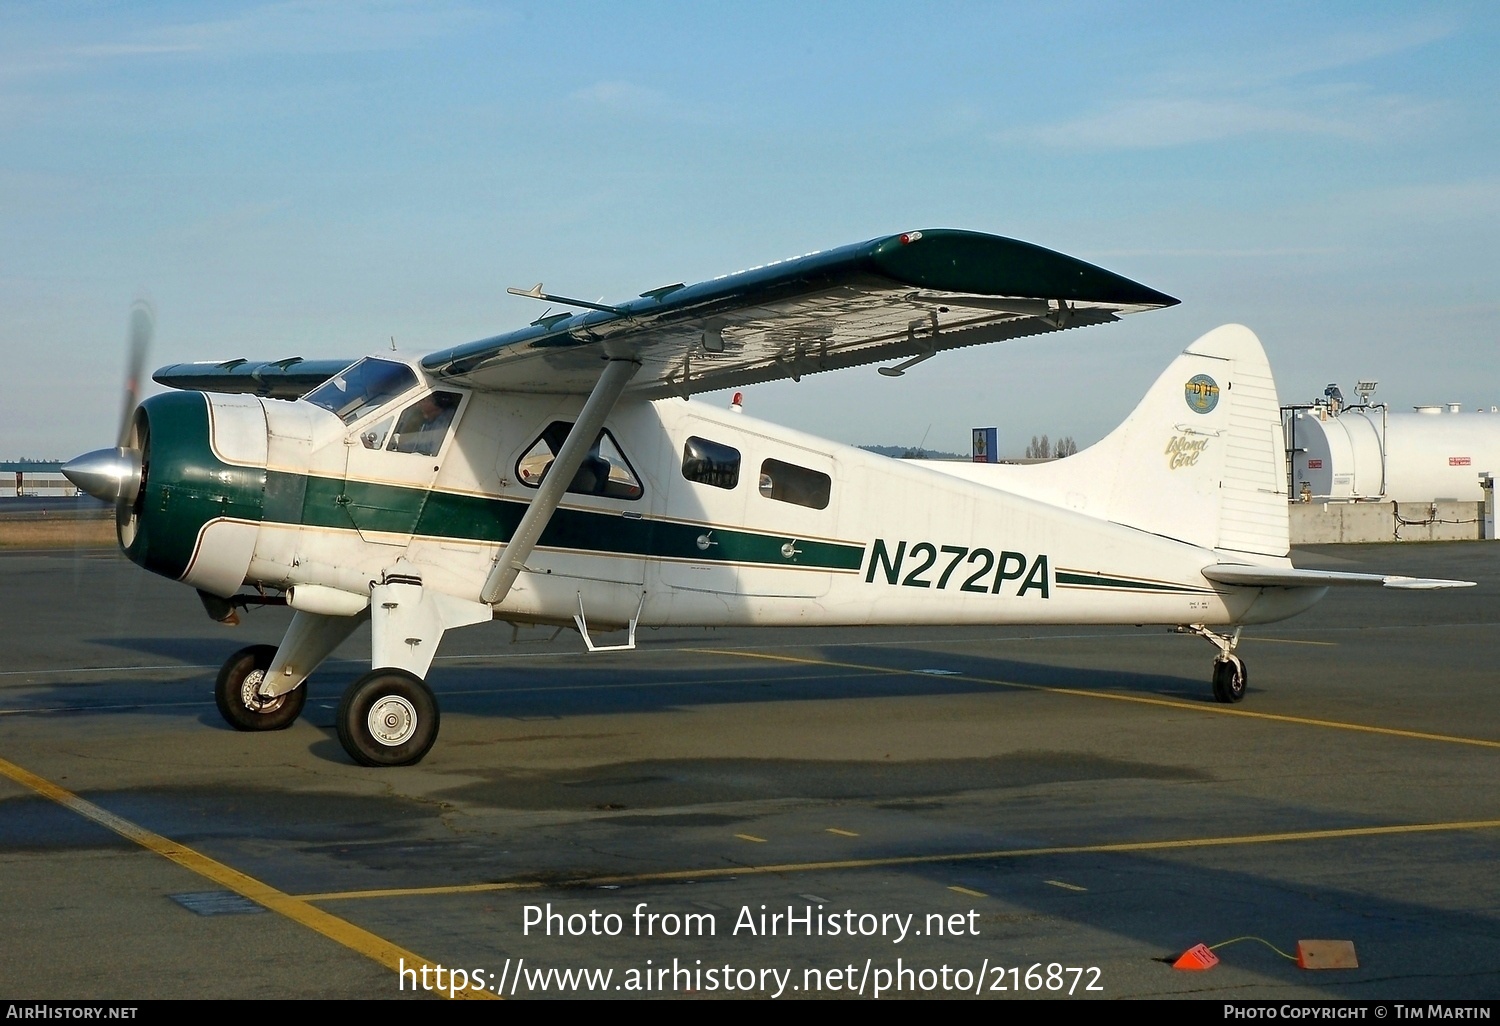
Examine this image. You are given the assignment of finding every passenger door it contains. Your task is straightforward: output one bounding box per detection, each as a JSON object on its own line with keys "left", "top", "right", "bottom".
{"left": 660, "top": 422, "right": 843, "bottom": 599}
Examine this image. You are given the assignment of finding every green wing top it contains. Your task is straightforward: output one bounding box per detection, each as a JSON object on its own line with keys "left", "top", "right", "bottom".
{"left": 424, "top": 229, "right": 1175, "bottom": 396}
{"left": 152, "top": 357, "right": 358, "bottom": 399}
{"left": 155, "top": 229, "right": 1176, "bottom": 399}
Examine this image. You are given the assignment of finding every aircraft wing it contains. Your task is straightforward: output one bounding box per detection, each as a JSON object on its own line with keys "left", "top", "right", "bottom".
{"left": 149, "top": 230, "right": 1175, "bottom": 400}
{"left": 422, "top": 229, "right": 1178, "bottom": 397}
{"left": 1203, "top": 565, "right": 1476, "bottom": 590}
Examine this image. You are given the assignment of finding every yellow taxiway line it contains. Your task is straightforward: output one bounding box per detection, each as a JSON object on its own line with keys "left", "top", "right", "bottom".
{"left": 689, "top": 647, "right": 1500, "bottom": 750}
{"left": 284, "top": 646, "right": 1500, "bottom": 905}
{"left": 295, "top": 817, "right": 1500, "bottom": 902}
{"left": 9, "top": 640, "right": 1494, "bottom": 953}
{"left": 0, "top": 753, "right": 496, "bottom": 1001}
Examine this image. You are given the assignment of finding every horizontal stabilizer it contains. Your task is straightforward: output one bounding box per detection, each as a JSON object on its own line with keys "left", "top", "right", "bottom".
{"left": 1203, "top": 565, "right": 1475, "bottom": 590}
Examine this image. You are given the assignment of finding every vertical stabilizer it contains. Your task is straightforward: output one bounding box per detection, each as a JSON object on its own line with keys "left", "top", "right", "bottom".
{"left": 988, "top": 324, "right": 1288, "bottom": 557}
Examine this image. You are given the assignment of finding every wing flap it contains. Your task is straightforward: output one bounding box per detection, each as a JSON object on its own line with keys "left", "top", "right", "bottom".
{"left": 1203, "top": 564, "right": 1475, "bottom": 590}
{"left": 422, "top": 229, "right": 1177, "bottom": 395}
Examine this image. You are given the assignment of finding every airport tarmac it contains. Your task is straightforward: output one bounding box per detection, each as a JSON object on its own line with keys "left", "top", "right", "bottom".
{"left": 0, "top": 542, "right": 1496, "bottom": 1000}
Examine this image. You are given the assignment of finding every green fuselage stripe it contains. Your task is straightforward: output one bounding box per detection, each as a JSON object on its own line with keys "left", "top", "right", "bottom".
{"left": 280, "top": 471, "right": 864, "bottom": 570}
{"left": 129, "top": 392, "right": 866, "bottom": 582}
{"left": 1055, "top": 569, "right": 1212, "bottom": 594}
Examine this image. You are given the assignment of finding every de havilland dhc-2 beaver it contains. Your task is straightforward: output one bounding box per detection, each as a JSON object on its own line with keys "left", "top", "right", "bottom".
{"left": 62, "top": 229, "right": 1473, "bottom": 766}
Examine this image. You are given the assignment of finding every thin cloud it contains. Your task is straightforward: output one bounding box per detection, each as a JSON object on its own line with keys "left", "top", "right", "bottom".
{"left": 144, "top": 0, "right": 498, "bottom": 57}
{"left": 566, "top": 79, "right": 715, "bottom": 124}
{"left": 569, "top": 80, "right": 672, "bottom": 114}
{"left": 1156, "top": 18, "right": 1458, "bottom": 93}
{"left": 1, "top": 1, "right": 498, "bottom": 78}
{"left": 1340, "top": 177, "right": 1500, "bottom": 223}
{"left": 1088, "top": 246, "right": 1347, "bottom": 259}
{"left": 67, "top": 42, "right": 204, "bottom": 58}
{"left": 1010, "top": 17, "right": 1455, "bottom": 151}
{"left": 1018, "top": 89, "right": 1438, "bottom": 149}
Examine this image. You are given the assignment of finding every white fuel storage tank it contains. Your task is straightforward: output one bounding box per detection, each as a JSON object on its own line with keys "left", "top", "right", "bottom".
{"left": 1287, "top": 404, "right": 1500, "bottom": 502}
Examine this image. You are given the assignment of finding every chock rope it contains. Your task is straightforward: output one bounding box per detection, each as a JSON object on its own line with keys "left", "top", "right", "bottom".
{"left": 1207, "top": 935, "right": 1298, "bottom": 961}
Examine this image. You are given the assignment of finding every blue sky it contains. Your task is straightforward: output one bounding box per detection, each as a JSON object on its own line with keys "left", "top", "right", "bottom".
{"left": 4, "top": 1, "right": 1496, "bottom": 459}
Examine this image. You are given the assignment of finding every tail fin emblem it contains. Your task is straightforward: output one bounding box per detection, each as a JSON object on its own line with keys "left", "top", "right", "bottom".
{"left": 1184, "top": 374, "right": 1220, "bottom": 414}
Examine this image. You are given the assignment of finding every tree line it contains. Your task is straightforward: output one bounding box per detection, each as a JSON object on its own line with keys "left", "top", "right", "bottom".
{"left": 1024, "top": 434, "right": 1078, "bottom": 459}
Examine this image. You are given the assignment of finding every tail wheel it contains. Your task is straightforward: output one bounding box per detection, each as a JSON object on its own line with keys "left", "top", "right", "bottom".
{"left": 336, "top": 669, "right": 440, "bottom": 767}
{"left": 215, "top": 644, "right": 307, "bottom": 731}
{"left": 1211, "top": 654, "right": 1248, "bottom": 704}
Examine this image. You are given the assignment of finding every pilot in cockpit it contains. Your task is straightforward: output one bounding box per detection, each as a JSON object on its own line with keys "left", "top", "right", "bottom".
{"left": 389, "top": 391, "right": 460, "bottom": 456}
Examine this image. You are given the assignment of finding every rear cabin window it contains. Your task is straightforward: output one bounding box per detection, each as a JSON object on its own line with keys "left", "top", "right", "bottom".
{"left": 759, "top": 458, "right": 831, "bottom": 510}
{"left": 516, "top": 422, "right": 643, "bottom": 500}
{"left": 681, "top": 436, "right": 740, "bottom": 490}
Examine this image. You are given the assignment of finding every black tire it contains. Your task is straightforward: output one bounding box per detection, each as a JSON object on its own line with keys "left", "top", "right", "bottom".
{"left": 215, "top": 644, "right": 307, "bottom": 731}
{"left": 336, "top": 669, "right": 440, "bottom": 767}
{"left": 1211, "top": 655, "right": 1248, "bottom": 704}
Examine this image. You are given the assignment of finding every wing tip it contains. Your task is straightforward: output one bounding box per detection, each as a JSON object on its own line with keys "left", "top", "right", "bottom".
{"left": 1382, "top": 576, "right": 1478, "bottom": 590}
{"left": 871, "top": 228, "right": 1179, "bottom": 308}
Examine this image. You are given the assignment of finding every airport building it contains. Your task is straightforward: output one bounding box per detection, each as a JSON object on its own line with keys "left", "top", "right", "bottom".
{"left": 0, "top": 461, "right": 77, "bottom": 498}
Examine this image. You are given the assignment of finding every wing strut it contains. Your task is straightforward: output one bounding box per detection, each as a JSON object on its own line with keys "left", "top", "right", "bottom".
{"left": 480, "top": 358, "right": 641, "bottom": 606}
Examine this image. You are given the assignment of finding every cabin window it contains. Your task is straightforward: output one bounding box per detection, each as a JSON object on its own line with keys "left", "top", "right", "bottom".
{"left": 516, "top": 422, "right": 643, "bottom": 500}
{"left": 387, "top": 391, "right": 462, "bottom": 456}
{"left": 759, "top": 458, "right": 830, "bottom": 510}
{"left": 305, "top": 358, "right": 417, "bottom": 425}
{"left": 681, "top": 436, "right": 740, "bottom": 490}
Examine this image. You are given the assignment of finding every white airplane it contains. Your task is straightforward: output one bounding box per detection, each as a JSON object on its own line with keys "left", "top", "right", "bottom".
{"left": 63, "top": 229, "right": 1472, "bottom": 767}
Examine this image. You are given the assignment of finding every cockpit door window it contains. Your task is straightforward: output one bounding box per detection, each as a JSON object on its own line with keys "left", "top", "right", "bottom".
{"left": 386, "top": 391, "right": 462, "bottom": 456}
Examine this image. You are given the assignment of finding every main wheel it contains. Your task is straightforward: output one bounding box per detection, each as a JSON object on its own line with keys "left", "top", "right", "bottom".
{"left": 215, "top": 644, "right": 307, "bottom": 731}
{"left": 336, "top": 669, "right": 440, "bottom": 767}
{"left": 1211, "top": 654, "right": 1248, "bottom": 704}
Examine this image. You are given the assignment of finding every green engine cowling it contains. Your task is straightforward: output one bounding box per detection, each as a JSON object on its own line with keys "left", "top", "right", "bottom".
{"left": 122, "top": 391, "right": 269, "bottom": 595}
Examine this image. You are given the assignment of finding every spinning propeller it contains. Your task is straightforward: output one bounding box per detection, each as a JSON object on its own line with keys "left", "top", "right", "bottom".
{"left": 61, "top": 300, "right": 155, "bottom": 535}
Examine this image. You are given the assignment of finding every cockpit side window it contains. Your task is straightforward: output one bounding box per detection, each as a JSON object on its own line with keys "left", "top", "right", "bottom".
{"left": 387, "top": 391, "right": 462, "bottom": 456}
{"left": 305, "top": 358, "right": 418, "bottom": 425}
{"left": 516, "top": 422, "right": 643, "bottom": 500}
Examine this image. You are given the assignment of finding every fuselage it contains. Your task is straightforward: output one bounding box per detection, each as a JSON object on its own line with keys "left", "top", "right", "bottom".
{"left": 115, "top": 354, "right": 1319, "bottom": 633}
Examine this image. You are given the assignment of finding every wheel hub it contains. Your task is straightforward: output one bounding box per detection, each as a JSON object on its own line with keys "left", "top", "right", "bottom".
{"left": 239, "top": 668, "right": 285, "bottom": 714}
{"left": 368, "top": 695, "right": 418, "bottom": 746}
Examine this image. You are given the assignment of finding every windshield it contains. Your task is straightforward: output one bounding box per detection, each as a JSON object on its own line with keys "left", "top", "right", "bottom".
{"left": 304, "top": 359, "right": 418, "bottom": 425}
